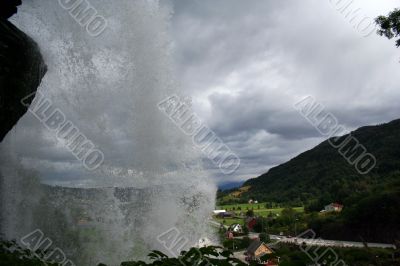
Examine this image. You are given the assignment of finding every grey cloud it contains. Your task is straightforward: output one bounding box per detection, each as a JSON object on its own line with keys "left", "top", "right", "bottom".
{"left": 169, "top": 0, "right": 400, "bottom": 184}
{"left": 2, "top": 0, "right": 399, "bottom": 186}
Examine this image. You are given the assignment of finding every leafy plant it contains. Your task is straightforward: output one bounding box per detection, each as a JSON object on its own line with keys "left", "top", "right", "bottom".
{"left": 120, "top": 246, "right": 246, "bottom": 266}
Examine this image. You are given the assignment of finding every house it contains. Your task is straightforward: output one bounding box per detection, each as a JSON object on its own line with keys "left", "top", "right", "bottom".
{"left": 228, "top": 223, "right": 243, "bottom": 233}
{"left": 246, "top": 217, "right": 257, "bottom": 231}
{"left": 321, "top": 203, "right": 343, "bottom": 213}
{"left": 248, "top": 199, "right": 254, "bottom": 204}
{"left": 213, "top": 209, "right": 226, "bottom": 215}
{"left": 226, "top": 231, "right": 234, "bottom": 239}
{"left": 217, "top": 212, "right": 233, "bottom": 218}
{"left": 246, "top": 240, "right": 273, "bottom": 261}
{"left": 264, "top": 260, "right": 279, "bottom": 266}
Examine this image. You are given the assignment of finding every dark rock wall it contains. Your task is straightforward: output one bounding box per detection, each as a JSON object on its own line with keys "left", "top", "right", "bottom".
{"left": 0, "top": 0, "right": 22, "bottom": 20}
{"left": 0, "top": 1, "right": 47, "bottom": 141}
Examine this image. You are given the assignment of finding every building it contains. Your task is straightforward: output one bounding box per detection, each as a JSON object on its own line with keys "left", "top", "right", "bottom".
{"left": 228, "top": 223, "right": 243, "bottom": 233}
{"left": 213, "top": 209, "right": 226, "bottom": 215}
{"left": 246, "top": 217, "right": 257, "bottom": 231}
{"left": 226, "top": 231, "right": 234, "bottom": 239}
{"left": 246, "top": 240, "right": 274, "bottom": 261}
{"left": 321, "top": 203, "right": 343, "bottom": 213}
{"left": 264, "top": 260, "right": 279, "bottom": 266}
{"left": 217, "top": 212, "right": 233, "bottom": 218}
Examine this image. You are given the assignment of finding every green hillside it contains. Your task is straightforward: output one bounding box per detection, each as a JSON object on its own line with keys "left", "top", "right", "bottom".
{"left": 230, "top": 119, "right": 400, "bottom": 206}
{"left": 220, "top": 118, "right": 400, "bottom": 243}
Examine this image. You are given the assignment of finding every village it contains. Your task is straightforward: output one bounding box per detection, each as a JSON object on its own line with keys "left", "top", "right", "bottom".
{"left": 211, "top": 200, "right": 396, "bottom": 265}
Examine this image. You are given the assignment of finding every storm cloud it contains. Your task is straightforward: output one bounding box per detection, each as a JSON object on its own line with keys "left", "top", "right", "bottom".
{"left": 169, "top": 0, "right": 400, "bottom": 184}
{"left": 3, "top": 0, "right": 400, "bottom": 186}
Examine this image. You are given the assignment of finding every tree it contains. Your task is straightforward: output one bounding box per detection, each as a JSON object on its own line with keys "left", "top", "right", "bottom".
{"left": 376, "top": 9, "right": 400, "bottom": 46}
{"left": 281, "top": 207, "right": 296, "bottom": 224}
{"left": 243, "top": 225, "right": 249, "bottom": 235}
{"left": 114, "top": 246, "right": 247, "bottom": 265}
{"left": 246, "top": 209, "right": 254, "bottom": 217}
{"left": 259, "top": 233, "right": 270, "bottom": 243}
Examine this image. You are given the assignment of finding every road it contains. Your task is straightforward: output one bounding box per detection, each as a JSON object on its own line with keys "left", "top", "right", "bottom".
{"left": 275, "top": 235, "right": 396, "bottom": 249}
{"left": 232, "top": 251, "right": 247, "bottom": 263}
{"left": 208, "top": 220, "right": 396, "bottom": 249}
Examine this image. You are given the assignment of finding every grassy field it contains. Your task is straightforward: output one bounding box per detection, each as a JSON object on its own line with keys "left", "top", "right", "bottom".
{"left": 215, "top": 217, "right": 245, "bottom": 226}
{"left": 214, "top": 204, "right": 304, "bottom": 226}
{"left": 253, "top": 207, "right": 304, "bottom": 216}
{"left": 217, "top": 203, "right": 304, "bottom": 213}
{"left": 217, "top": 202, "right": 269, "bottom": 210}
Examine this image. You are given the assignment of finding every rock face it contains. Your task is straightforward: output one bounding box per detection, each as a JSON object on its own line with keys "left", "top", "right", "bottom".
{"left": 0, "top": 2, "right": 47, "bottom": 141}
{"left": 0, "top": 0, "right": 21, "bottom": 20}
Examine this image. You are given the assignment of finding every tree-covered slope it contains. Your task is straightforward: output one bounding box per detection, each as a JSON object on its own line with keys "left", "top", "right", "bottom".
{"left": 234, "top": 118, "right": 400, "bottom": 206}
{"left": 218, "top": 119, "right": 400, "bottom": 243}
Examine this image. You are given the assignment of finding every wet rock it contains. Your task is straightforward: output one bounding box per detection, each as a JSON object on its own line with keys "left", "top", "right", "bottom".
{"left": 0, "top": 17, "right": 47, "bottom": 141}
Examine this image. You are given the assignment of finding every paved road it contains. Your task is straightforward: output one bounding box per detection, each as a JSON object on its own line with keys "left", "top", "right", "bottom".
{"left": 275, "top": 235, "right": 396, "bottom": 249}
{"left": 209, "top": 220, "right": 228, "bottom": 229}
{"left": 233, "top": 251, "right": 247, "bottom": 263}
{"left": 208, "top": 221, "right": 395, "bottom": 249}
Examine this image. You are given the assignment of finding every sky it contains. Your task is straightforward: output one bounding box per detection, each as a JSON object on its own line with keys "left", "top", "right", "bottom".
{"left": 3, "top": 0, "right": 400, "bottom": 187}
{"left": 168, "top": 0, "right": 400, "bottom": 185}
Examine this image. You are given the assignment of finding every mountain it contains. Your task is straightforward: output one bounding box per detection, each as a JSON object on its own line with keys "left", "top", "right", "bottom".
{"left": 218, "top": 181, "right": 244, "bottom": 191}
{"left": 219, "top": 118, "right": 400, "bottom": 243}
{"left": 222, "top": 118, "right": 400, "bottom": 207}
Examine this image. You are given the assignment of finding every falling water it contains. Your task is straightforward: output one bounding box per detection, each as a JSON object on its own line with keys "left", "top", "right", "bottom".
{"left": 0, "top": 0, "right": 217, "bottom": 265}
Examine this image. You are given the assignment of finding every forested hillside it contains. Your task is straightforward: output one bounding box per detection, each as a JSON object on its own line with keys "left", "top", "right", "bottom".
{"left": 219, "top": 119, "right": 400, "bottom": 242}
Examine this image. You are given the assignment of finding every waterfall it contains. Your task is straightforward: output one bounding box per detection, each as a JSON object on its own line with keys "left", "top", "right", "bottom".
{"left": 0, "top": 0, "right": 216, "bottom": 265}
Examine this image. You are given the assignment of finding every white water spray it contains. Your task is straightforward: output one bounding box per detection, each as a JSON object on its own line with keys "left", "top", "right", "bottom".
{"left": 0, "top": 1, "right": 217, "bottom": 265}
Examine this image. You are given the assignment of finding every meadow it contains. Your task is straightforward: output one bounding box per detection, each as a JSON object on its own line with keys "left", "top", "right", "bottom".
{"left": 214, "top": 203, "right": 304, "bottom": 226}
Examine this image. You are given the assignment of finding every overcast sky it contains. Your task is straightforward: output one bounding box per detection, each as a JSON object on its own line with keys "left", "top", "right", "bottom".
{"left": 3, "top": 0, "right": 400, "bottom": 187}
{"left": 168, "top": 0, "right": 400, "bottom": 185}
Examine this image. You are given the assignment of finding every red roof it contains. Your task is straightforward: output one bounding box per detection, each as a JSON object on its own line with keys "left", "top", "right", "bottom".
{"left": 247, "top": 218, "right": 257, "bottom": 229}
{"left": 264, "top": 260, "right": 278, "bottom": 266}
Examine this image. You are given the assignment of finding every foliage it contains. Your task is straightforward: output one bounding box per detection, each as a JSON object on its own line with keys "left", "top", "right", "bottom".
{"left": 245, "top": 209, "right": 254, "bottom": 217}
{"left": 308, "top": 189, "right": 400, "bottom": 243}
{"left": 238, "top": 119, "right": 400, "bottom": 205}
{"left": 220, "top": 119, "right": 400, "bottom": 242}
{"left": 242, "top": 225, "right": 249, "bottom": 235}
{"left": 223, "top": 237, "right": 251, "bottom": 251}
{"left": 0, "top": 239, "right": 60, "bottom": 266}
{"left": 376, "top": 9, "right": 400, "bottom": 47}
{"left": 2, "top": 238, "right": 399, "bottom": 266}
{"left": 259, "top": 233, "right": 270, "bottom": 243}
{"left": 265, "top": 243, "right": 400, "bottom": 266}
{"left": 119, "top": 246, "right": 246, "bottom": 266}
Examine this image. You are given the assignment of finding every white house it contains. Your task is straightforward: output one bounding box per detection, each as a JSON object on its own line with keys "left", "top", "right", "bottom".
{"left": 213, "top": 210, "right": 226, "bottom": 215}
{"left": 229, "top": 223, "right": 243, "bottom": 233}
{"left": 321, "top": 203, "right": 343, "bottom": 213}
